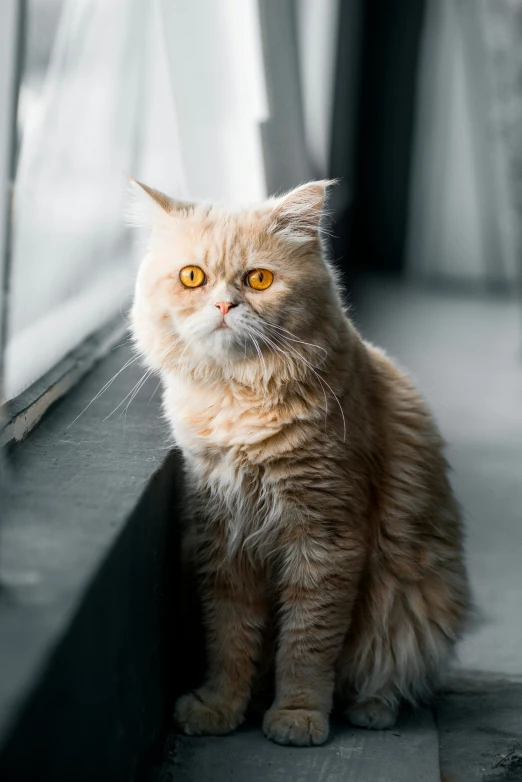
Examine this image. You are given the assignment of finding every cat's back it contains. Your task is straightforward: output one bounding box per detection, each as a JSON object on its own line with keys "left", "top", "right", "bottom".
{"left": 359, "top": 337, "right": 460, "bottom": 539}
{"left": 361, "top": 339, "right": 440, "bottom": 443}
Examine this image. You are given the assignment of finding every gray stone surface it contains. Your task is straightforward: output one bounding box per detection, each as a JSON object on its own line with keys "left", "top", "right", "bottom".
{"left": 438, "top": 674, "right": 522, "bottom": 782}
{"left": 355, "top": 277, "right": 522, "bottom": 782}
{"left": 0, "top": 345, "right": 172, "bottom": 765}
{"left": 168, "top": 709, "right": 439, "bottom": 782}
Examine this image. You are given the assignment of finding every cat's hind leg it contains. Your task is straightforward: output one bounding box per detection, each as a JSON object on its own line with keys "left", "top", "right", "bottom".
{"left": 344, "top": 697, "right": 399, "bottom": 730}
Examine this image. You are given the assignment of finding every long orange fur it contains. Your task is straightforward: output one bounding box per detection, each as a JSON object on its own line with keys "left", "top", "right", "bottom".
{"left": 130, "top": 180, "right": 470, "bottom": 746}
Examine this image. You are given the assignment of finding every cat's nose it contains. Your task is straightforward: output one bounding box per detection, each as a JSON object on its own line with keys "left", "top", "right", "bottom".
{"left": 215, "top": 301, "right": 237, "bottom": 316}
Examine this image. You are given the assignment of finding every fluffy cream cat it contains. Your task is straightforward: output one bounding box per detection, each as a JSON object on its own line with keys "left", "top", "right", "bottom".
{"left": 129, "top": 179, "right": 469, "bottom": 747}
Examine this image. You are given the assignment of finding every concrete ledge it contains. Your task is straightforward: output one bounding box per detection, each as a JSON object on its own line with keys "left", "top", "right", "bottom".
{"left": 437, "top": 673, "right": 522, "bottom": 782}
{"left": 164, "top": 709, "right": 440, "bottom": 782}
{"left": 0, "top": 347, "right": 193, "bottom": 781}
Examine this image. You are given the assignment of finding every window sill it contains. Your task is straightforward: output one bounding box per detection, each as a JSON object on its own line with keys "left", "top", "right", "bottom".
{"left": 0, "top": 342, "right": 191, "bottom": 781}
{"left": 1, "top": 314, "right": 128, "bottom": 447}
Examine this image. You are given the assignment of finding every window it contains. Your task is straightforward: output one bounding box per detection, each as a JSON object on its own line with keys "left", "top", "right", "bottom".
{"left": 0, "top": 0, "right": 273, "bottom": 413}
{"left": 5, "top": 0, "right": 157, "bottom": 403}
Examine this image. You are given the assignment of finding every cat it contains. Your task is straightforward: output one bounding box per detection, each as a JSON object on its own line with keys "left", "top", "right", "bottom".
{"left": 129, "top": 179, "right": 470, "bottom": 747}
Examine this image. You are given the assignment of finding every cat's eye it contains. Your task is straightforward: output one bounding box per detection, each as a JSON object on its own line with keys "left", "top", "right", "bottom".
{"left": 245, "top": 269, "right": 274, "bottom": 291}
{"left": 179, "top": 265, "right": 206, "bottom": 288}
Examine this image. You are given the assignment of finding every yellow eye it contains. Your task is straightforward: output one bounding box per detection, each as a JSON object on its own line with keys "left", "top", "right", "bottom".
{"left": 179, "top": 265, "right": 206, "bottom": 288}
{"left": 246, "top": 269, "right": 274, "bottom": 291}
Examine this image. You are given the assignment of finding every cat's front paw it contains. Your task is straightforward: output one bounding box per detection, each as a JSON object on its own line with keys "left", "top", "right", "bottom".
{"left": 263, "top": 707, "right": 329, "bottom": 746}
{"left": 174, "top": 691, "right": 245, "bottom": 736}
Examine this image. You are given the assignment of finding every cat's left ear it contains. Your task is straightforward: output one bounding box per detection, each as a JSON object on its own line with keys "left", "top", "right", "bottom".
{"left": 125, "top": 177, "right": 195, "bottom": 229}
{"left": 267, "top": 180, "right": 337, "bottom": 243}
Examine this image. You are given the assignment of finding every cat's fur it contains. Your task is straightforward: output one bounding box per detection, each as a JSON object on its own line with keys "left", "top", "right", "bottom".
{"left": 130, "top": 179, "right": 470, "bottom": 746}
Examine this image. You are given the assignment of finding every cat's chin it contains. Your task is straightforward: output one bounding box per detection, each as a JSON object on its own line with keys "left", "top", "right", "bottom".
{"left": 190, "top": 326, "right": 257, "bottom": 362}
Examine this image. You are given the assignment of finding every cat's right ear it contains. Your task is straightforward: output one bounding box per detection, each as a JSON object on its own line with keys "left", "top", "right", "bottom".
{"left": 125, "top": 177, "right": 195, "bottom": 229}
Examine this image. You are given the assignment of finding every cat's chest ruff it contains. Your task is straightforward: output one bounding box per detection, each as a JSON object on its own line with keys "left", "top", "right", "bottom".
{"left": 164, "top": 374, "right": 286, "bottom": 454}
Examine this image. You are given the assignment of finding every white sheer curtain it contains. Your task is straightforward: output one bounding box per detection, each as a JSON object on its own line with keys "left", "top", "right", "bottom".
{"left": 157, "top": 0, "right": 268, "bottom": 204}
{"left": 5, "top": 0, "right": 269, "bottom": 402}
{"left": 405, "top": 0, "right": 519, "bottom": 287}
{"left": 296, "top": 0, "right": 340, "bottom": 178}
{"left": 6, "top": 0, "right": 152, "bottom": 401}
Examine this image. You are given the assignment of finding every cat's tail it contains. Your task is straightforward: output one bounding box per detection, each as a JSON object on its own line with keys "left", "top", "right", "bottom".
{"left": 335, "top": 560, "right": 470, "bottom": 727}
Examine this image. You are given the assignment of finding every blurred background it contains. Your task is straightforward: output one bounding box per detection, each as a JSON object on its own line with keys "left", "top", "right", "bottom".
{"left": 2, "top": 0, "right": 522, "bottom": 685}
{"left": 0, "top": 0, "right": 521, "bottom": 778}
{"left": 1, "top": 0, "right": 522, "bottom": 400}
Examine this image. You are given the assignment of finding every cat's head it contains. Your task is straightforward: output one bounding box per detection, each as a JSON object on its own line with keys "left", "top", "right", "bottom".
{"left": 129, "top": 180, "right": 341, "bottom": 380}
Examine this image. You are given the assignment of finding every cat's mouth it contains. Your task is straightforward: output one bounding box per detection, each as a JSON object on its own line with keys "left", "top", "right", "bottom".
{"left": 214, "top": 318, "right": 230, "bottom": 331}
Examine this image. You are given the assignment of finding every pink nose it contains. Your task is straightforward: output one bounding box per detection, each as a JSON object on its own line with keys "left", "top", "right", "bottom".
{"left": 215, "top": 301, "right": 236, "bottom": 316}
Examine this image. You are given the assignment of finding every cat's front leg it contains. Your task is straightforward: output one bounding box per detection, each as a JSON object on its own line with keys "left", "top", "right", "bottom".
{"left": 264, "top": 528, "right": 364, "bottom": 747}
{"left": 175, "top": 552, "right": 268, "bottom": 737}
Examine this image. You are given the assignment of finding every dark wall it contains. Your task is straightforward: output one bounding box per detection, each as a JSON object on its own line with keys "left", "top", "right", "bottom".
{"left": 330, "top": 0, "right": 427, "bottom": 278}
{"left": 0, "top": 452, "right": 202, "bottom": 782}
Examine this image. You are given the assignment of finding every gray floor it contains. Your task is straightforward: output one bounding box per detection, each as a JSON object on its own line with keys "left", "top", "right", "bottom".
{"left": 169, "top": 710, "right": 439, "bottom": 782}
{"left": 355, "top": 277, "right": 522, "bottom": 678}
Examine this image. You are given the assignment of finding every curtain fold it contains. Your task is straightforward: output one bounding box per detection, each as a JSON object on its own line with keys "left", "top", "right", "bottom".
{"left": 158, "top": 0, "right": 269, "bottom": 204}
{"left": 6, "top": 0, "right": 153, "bottom": 400}
{"left": 406, "top": 0, "right": 521, "bottom": 288}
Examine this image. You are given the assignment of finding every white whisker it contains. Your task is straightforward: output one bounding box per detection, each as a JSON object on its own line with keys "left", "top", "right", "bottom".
{"left": 263, "top": 322, "right": 328, "bottom": 357}
{"left": 248, "top": 326, "right": 283, "bottom": 362}
{"left": 103, "top": 370, "right": 151, "bottom": 421}
{"left": 148, "top": 380, "right": 162, "bottom": 403}
{"left": 264, "top": 329, "right": 345, "bottom": 441}
{"left": 268, "top": 330, "right": 329, "bottom": 425}
{"left": 67, "top": 355, "right": 139, "bottom": 428}
{"left": 119, "top": 370, "right": 153, "bottom": 420}
{"left": 249, "top": 333, "right": 266, "bottom": 377}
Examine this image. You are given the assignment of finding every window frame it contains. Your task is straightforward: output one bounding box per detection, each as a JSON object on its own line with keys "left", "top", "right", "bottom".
{"left": 0, "top": 0, "right": 131, "bottom": 447}
{"left": 0, "top": 313, "right": 128, "bottom": 448}
{"left": 0, "top": 0, "right": 25, "bottom": 414}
